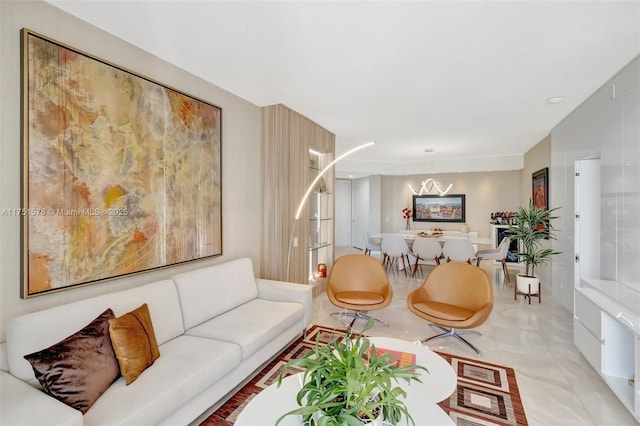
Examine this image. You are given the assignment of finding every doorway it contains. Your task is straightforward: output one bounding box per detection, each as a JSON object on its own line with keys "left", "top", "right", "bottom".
{"left": 574, "top": 158, "right": 601, "bottom": 287}
{"left": 335, "top": 180, "right": 352, "bottom": 247}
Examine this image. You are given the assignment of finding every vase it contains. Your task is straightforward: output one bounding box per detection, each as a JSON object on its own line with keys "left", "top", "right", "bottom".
{"left": 405, "top": 217, "right": 411, "bottom": 230}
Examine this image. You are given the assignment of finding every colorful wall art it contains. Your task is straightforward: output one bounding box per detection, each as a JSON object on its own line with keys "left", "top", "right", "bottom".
{"left": 412, "top": 194, "right": 466, "bottom": 223}
{"left": 22, "top": 29, "right": 222, "bottom": 297}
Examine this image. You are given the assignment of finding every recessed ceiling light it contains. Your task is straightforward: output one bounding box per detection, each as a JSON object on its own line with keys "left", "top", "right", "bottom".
{"left": 424, "top": 148, "right": 434, "bottom": 153}
{"left": 546, "top": 97, "right": 565, "bottom": 104}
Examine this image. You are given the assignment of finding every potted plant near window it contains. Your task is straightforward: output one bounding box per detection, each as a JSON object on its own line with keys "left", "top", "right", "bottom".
{"left": 276, "top": 320, "right": 427, "bottom": 426}
{"left": 506, "top": 200, "right": 560, "bottom": 299}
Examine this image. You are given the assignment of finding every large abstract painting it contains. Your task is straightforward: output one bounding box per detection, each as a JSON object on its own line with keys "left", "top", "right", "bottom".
{"left": 21, "top": 29, "right": 222, "bottom": 297}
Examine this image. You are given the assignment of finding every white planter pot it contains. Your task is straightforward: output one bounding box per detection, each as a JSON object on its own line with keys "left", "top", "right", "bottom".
{"left": 516, "top": 274, "right": 540, "bottom": 295}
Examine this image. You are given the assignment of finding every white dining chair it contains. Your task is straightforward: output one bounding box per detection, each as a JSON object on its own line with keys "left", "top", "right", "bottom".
{"left": 467, "top": 231, "right": 479, "bottom": 251}
{"left": 362, "top": 231, "right": 382, "bottom": 256}
{"left": 476, "top": 236, "right": 512, "bottom": 282}
{"left": 410, "top": 237, "right": 442, "bottom": 277}
{"left": 442, "top": 238, "right": 476, "bottom": 264}
{"left": 381, "top": 235, "right": 411, "bottom": 277}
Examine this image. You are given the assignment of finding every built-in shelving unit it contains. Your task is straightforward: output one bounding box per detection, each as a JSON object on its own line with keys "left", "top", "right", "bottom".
{"left": 261, "top": 104, "right": 335, "bottom": 288}
{"left": 572, "top": 156, "right": 640, "bottom": 422}
{"left": 307, "top": 152, "right": 334, "bottom": 289}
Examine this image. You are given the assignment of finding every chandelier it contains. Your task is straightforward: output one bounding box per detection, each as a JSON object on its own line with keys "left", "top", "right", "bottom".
{"left": 408, "top": 178, "right": 453, "bottom": 196}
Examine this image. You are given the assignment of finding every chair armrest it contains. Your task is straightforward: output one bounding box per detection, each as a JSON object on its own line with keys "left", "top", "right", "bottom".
{"left": 0, "top": 370, "right": 83, "bottom": 426}
{"left": 474, "top": 303, "right": 494, "bottom": 324}
{"left": 255, "top": 279, "right": 313, "bottom": 327}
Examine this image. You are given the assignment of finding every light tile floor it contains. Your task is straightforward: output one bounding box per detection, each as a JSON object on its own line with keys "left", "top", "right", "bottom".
{"left": 311, "top": 247, "right": 638, "bottom": 426}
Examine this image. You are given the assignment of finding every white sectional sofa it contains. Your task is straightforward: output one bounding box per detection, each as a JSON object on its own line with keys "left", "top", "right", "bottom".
{"left": 0, "top": 257, "right": 312, "bottom": 426}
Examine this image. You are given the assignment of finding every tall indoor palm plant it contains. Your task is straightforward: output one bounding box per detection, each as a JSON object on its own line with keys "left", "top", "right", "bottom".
{"left": 507, "top": 200, "right": 560, "bottom": 296}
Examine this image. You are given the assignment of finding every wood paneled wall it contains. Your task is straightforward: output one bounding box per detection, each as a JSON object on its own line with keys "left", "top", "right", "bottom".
{"left": 261, "top": 104, "right": 335, "bottom": 283}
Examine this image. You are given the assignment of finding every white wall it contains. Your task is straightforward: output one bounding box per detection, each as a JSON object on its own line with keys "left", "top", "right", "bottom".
{"left": 0, "top": 1, "right": 262, "bottom": 341}
{"left": 520, "top": 136, "right": 553, "bottom": 290}
{"left": 551, "top": 55, "right": 640, "bottom": 314}
{"left": 379, "top": 171, "right": 520, "bottom": 239}
{"left": 351, "top": 177, "right": 370, "bottom": 249}
{"left": 334, "top": 180, "right": 351, "bottom": 247}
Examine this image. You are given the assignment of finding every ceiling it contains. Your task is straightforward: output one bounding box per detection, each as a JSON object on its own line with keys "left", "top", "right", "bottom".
{"left": 47, "top": 1, "right": 640, "bottom": 178}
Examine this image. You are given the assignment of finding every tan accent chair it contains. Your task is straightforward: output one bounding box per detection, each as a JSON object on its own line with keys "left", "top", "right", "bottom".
{"left": 327, "top": 254, "right": 393, "bottom": 328}
{"left": 407, "top": 262, "right": 493, "bottom": 355}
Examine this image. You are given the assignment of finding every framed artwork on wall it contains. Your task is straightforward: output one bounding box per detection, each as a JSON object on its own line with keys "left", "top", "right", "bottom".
{"left": 532, "top": 167, "right": 549, "bottom": 210}
{"left": 21, "top": 29, "right": 222, "bottom": 298}
{"left": 412, "top": 194, "right": 466, "bottom": 223}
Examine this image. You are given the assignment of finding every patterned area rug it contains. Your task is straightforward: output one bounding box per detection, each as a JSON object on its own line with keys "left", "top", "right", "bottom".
{"left": 200, "top": 325, "right": 528, "bottom": 426}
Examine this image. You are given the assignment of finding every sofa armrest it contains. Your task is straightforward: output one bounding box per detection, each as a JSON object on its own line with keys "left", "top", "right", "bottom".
{"left": 0, "top": 370, "right": 83, "bottom": 426}
{"left": 255, "top": 279, "right": 313, "bottom": 327}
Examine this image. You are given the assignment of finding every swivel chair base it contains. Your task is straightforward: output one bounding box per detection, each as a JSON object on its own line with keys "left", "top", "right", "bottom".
{"left": 330, "top": 310, "right": 389, "bottom": 329}
{"left": 421, "top": 324, "right": 483, "bottom": 356}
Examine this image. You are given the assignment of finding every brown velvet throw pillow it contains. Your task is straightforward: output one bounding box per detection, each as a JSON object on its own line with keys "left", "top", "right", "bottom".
{"left": 23, "top": 308, "right": 120, "bottom": 413}
{"left": 108, "top": 303, "right": 160, "bottom": 385}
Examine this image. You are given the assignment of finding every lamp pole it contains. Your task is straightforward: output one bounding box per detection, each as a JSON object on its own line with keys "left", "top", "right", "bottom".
{"left": 285, "top": 141, "right": 375, "bottom": 282}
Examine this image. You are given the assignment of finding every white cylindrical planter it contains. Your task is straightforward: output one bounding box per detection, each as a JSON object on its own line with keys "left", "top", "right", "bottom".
{"left": 516, "top": 274, "right": 540, "bottom": 295}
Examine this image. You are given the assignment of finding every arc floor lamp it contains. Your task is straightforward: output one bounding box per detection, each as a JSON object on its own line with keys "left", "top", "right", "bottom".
{"left": 285, "top": 141, "right": 376, "bottom": 282}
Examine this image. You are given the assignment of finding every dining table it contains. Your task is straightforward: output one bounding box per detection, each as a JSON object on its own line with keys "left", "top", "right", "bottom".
{"left": 370, "top": 233, "right": 493, "bottom": 248}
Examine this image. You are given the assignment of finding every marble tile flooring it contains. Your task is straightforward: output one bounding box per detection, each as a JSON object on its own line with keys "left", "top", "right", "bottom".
{"left": 311, "top": 248, "right": 638, "bottom": 426}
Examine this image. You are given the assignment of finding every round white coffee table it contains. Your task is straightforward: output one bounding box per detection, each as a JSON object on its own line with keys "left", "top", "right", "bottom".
{"left": 367, "top": 336, "right": 456, "bottom": 402}
{"left": 234, "top": 372, "right": 454, "bottom": 426}
{"left": 234, "top": 337, "right": 456, "bottom": 426}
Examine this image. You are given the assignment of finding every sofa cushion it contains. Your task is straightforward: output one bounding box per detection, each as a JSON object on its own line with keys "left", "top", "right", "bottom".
{"left": 23, "top": 309, "right": 120, "bottom": 413}
{"left": 185, "top": 299, "right": 304, "bottom": 359}
{"left": 83, "top": 335, "right": 241, "bottom": 425}
{"left": 172, "top": 258, "right": 258, "bottom": 329}
{"left": 7, "top": 279, "right": 184, "bottom": 384}
{"left": 109, "top": 304, "right": 160, "bottom": 385}
{"left": 0, "top": 370, "right": 83, "bottom": 426}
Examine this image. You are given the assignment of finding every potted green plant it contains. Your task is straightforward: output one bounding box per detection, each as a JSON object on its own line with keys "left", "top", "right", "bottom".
{"left": 276, "top": 320, "right": 427, "bottom": 426}
{"left": 506, "top": 199, "right": 561, "bottom": 296}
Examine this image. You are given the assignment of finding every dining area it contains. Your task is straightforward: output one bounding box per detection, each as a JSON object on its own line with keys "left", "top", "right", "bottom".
{"left": 364, "top": 231, "right": 494, "bottom": 278}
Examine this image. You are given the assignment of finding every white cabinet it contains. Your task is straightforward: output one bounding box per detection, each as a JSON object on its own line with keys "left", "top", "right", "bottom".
{"left": 601, "top": 313, "right": 637, "bottom": 414}
{"left": 574, "top": 284, "right": 640, "bottom": 422}
{"left": 573, "top": 290, "right": 602, "bottom": 372}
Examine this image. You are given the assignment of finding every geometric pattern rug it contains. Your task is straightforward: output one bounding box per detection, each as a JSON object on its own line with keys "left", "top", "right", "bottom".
{"left": 200, "top": 325, "right": 528, "bottom": 426}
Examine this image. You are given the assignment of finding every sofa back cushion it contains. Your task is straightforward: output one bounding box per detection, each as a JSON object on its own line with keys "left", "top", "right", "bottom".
{"left": 172, "top": 258, "right": 258, "bottom": 330}
{"left": 7, "top": 280, "right": 183, "bottom": 384}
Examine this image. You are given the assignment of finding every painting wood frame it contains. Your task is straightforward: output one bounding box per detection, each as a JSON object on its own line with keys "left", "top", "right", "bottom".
{"left": 412, "top": 194, "right": 466, "bottom": 223}
{"left": 532, "top": 168, "right": 549, "bottom": 211}
{"left": 21, "top": 29, "right": 222, "bottom": 298}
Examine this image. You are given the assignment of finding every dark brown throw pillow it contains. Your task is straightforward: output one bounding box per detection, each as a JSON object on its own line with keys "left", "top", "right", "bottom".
{"left": 23, "top": 308, "right": 120, "bottom": 413}
{"left": 108, "top": 303, "right": 160, "bottom": 385}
